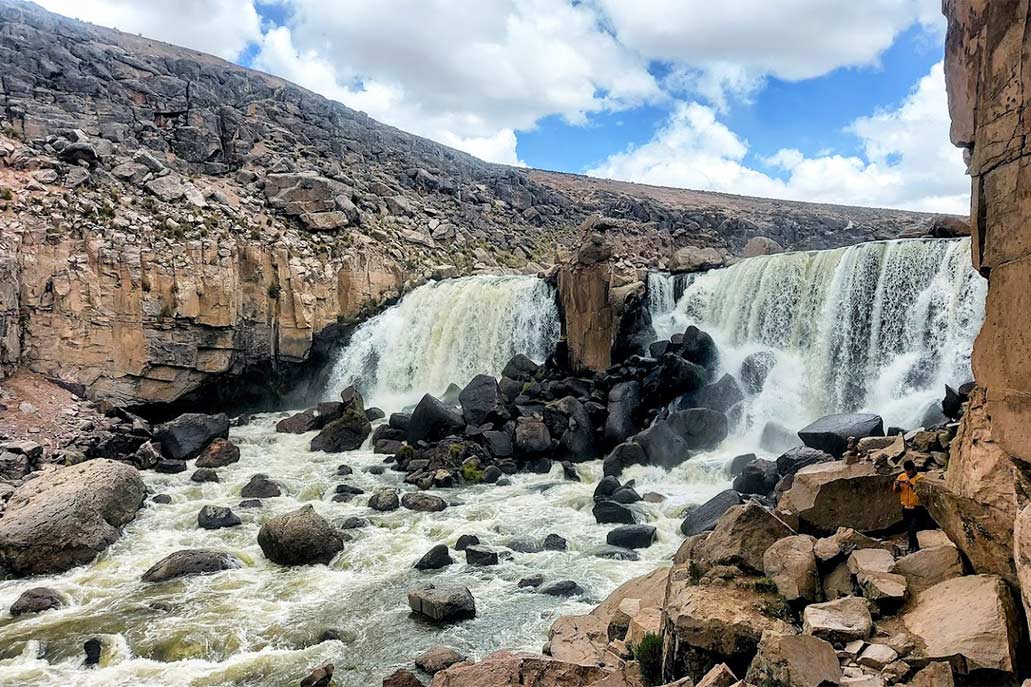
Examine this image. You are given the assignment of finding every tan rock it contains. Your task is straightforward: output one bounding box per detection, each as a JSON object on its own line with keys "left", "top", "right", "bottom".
{"left": 695, "top": 663, "right": 738, "bottom": 687}
{"left": 1017, "top": 504, "right": 1031, "bottom": 633}
{"left": 546, "top": 614, "right": 614, "bottom": 669}
{"left": 742, "top": 237, "right": 783, "bottom": 258}
{"left": 430, "top": 651, "right": 608, "bottom": 687}
{"left": 857, "top": 643, "right": 897, "bottom": 670}
{"left": 847, "top": 549, "right": 894, "bottom": 576}
{"left": 902, "top": 575, "right": 1019, "bottom": 676}
{"left": 744, "top": 632, "right": 842, "bottom": 687}
{"left": 762, "top": 534, "right": 820, "bottom": 602}
{"left": 890, "top": 545, "right": 963, "bottom": 594}
{"left": 906, "top": 662, "right": 954, "bottom": 687}
{"left": 802, "top": 597, "right": 872, "bottom": 644}
{"left": 697, "top": 502, "right": 795, "bottom": 574}
{"left": 777, "top": 461, "right": 900, "bottom": 534}
{"left": 625, "top": 607, "right": 662, "bottom": 649}
{"left": 669, "top": 246, "right": 724, "bottom": 273}
{"left": 856, "top": 570, "right": 907, "bottom": 603}
{"left": 814, "top": 528, "right": 893, "bottom": 564}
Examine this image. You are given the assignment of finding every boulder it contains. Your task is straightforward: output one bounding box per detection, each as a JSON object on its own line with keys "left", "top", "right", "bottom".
{"left": 761, "top": 422, "right": 799, "bottom": 453}
{"left": 606, "top": 525, "right": 657, "bottom": 549}
{"left": 890, "top": 546, "right": 963, "bottom": 595}
{"left": 276, "top": 408, "right": 320, "bottom": 434}
{"left": 642, "top": 355, "right": 708, "bottom": 405}
{"left": 310, "top": 390, "right": 371, "bottom": 452}
{"left": 300, "top": 663, "right": 334, "bottom": 687}
{"left": 745, "top": 632, "right": 842, "bottom": 687}
{"left": 777, "top": 461, "right": 900, "bottom": 534}
{"left": 9, "top": 587, "right": 62, "bottom": 616}
{"left": 402, "top": 493, "right": 448, "bottom": 512}
{"left": 797, "top": 413, "right": 884, "bottom": 457}
{"left": 547, "top": 614, "right": 613, "bottom": 668}
{"left": 670, "top": 246, "right": 724, "bottom": 272}
{"left": 429, "top": 651, "right": 605, "bottom": 686}
{"left": 743, "top": 236, "right": 784, "bottom": 257}
{"left": 696, "top": 663, "right": 739, "bottom": 687}
{"left": 544, "top": 396, "right": 596, "bottom": 462}
{"left": 383, "top": 669, "right": 424, "bottom": 687}
{"left": 813, "top": 528, "right": 893, "bottom": 564}
{"left": 369, "top": 489, "right": 400, "bottom": 511}
{"left": 153, "top": 413, "right": 229, "bottom": 460}
{"left": 666, "top": 408, "right": 729, "bottom": 451}
{"left": 415, "top": 544, "right": 453, "bottom": 571}
{"left": 455, "top": 534, "right": 480, "bottom": 550}
{"left": 240, "top": 474, "right": 281, "bottom": 498}
{"left": 543, "top": 534, "right": 568, "bottom": 551}
{"left": 194, "top": 438, "right": 241, "bottom": 468}
{"left": 408, "top": 394, "right": 465, "bottom": 443}
{"left": 593, "top": 499, "right": 636, "bottom": 525}
{"left": 907, "top": 663, "right": 955, "bottom": 687}
{"left": 763, "top": 535, "right": 820, "bottom": 603}
{"left": 740, "top": 350, "right": 777, "bottom": 393}
{"left": 141, "top": 549, "right": 242, "bottom": 583}
{"left": 465, "top": 545, "right": 500, "bottom": 566}
{"left": 459, "top": 374, "right": 505, "bottom": 426}
{"left": 514, "top": 417, "right": 551, "bottom": 455}
{"left": 697, "top": 502, "right": 795, "bottom": 574}
{"left": 415, "top": 646, "right": 466, "bottom": 674}
{"left": 678, "top": 373, "right": 744, "bottom": 414}
{"left": 540, "top": 580, "right": 584, "bottom": 597}
{"left": 677, "top": 326, "right": 720, "bottom": 371}
{"left": 502, "top": 354, "right": 539, "bottom": 381}
{"left": 605, "top": 381, "right": 642, "bottom": 445}
{"left": 190, "top": 468, "right": 219, "bottom": 483}
{"left": 603, "top": 442, "right": 647, "bottom": 478}
{"left": 407, "top": 583, "right": 476, "bottom": 622}
{"left": 0, "top": 460, "right": 146, "bottom": 576}
{"left": 775, "top": 446, "right": 832, "bottom": 478}
{"left": 902, "top": 574, "right": 1020, "bottom": 676}
{"left": 662, "top": 567, "right": 796, "bottom": 680}
{"left": 257, "top": 505, "right": 344, "bottom": 566}
{"left": 732, "top": 459, "right": 779, "bottom": 496}
{"left": 681, "top": 489, "right": 742, "bottom": 536}
{"left": 197, "top": 505, "right": 241, "bottom": 529}
{"left": 802, "top": 597, "right": 873, "bottom": 644}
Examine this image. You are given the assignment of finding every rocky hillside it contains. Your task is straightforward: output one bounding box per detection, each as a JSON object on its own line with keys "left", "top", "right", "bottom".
{"left": 0, "top": 0, "right": 955, "bottom": 411}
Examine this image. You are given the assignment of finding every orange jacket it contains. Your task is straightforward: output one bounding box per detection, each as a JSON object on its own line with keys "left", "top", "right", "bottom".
{"left": 894, "top": 472, "right": 922, "bottom": 508}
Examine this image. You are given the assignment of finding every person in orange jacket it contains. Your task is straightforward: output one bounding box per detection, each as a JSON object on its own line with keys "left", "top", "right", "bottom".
{"left": 893, "top": 459, "right": 924, "bottom": 553}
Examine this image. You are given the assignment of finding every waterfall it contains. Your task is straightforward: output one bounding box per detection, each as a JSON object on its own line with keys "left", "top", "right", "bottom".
{"left": 649, "top": 238, "right": 986, "bottom": 430}
{"left": 325, "top": 275, "right": 560, "bottom": 410}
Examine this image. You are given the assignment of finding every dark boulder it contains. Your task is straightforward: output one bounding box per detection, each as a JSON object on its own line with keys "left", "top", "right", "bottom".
{"left": 414, "top": 544, "right": 453, "bottom": 570}
{"left": 257, "top": 505, "right": 344, "bottom": 566}
{"left": 589, "top": 545, "right": 640, "bottom": 561}
{"left": 602, "top": 442, "right": 647, "bottom": 477}
{"left": 459, "top": 374, "right": 506, "bottom": 426}
{"left": 153, "top": 413, "right": 229, "bottom": 460}
{"left": 677, "top": 374, "right": 744, "bottom": 414}
{"left": 604, "top": 381, "right": 642, "bottom": 446}
{"left": 636, "top": 420, "right": 691, "bottom": 469}
{"left": 310, "top": 391, "right": 371, "bottom": 452}
{"left": 666, "top": 408, "right": 729, "bottom": 450}
{"left": 441, "top": 383, "right": 463, "bottom": 406}
{"left": 642, "top": 354, "right": 707, "bottom": 404}
{"left": 732, "top": 459, "right": 779, "bottom": 496}
{"left": 798, "top": 413, "right": 884, "bottom": 457}
{"left": 455, "top": 534, "right": 480, "bottom": 550}
{"left": 141, "top": 549, "right": 242, "bottom": 583}
{"left": 606, "top": 525, "right": 657, "bottom": 549}
{"left": 760, "top": 421, "right": 798, "bottom": 453}
{"left": 540, "top": 580, "right": 585, "bottom": 597}
{"left": 368, "top": 489, "right": 400, "bottom": 511}
{"left": 197, "top": 505, "right": 241, "bottom": 529}
{"left": 676, "top": 325, "right": 719, "bottom": 372}
{"left": 514, "top": 417, "right": 551, "bottom": 455}
{"left": 194, "top": 438, "right": 240, "bottom": 468}
{"left": 519, "top": 574, "right": 545, "bottom": 588}
{"left": 740, "top": 350, "right": 777, "bottom": 393}
{"left": 389, "top": 413, "right": 411, "bottom": 432}
{"left": 366, "top": 407, "right": 385, "bottom": 422}
{"left": 190, "top": 468, "right": 219, "bottom": 483}
{"left": 407, "top": 584, "right": 476, "bottom": 622}
{"left": 593, "top": 475, "right": 621, "bottom": 501}
{"left": 465, "top": 545, "right": 499, "bottom": 566}
{"left": 241, "top": 474, "right": 281, "bottom": 498}
{"left": 482, "top": 430, "right": 514, "bottom": 459}
{"left": 10, "top": 587, "right": 62, "bottom": 616}
{"left": 482, "top": 465, "right": 503, "bottom": 483}
{"left": 775, "top": 446, "right": 833, "bottom": 478}
{"left": 543, "top": 534, "right": 568, "bottom": 551}
{"left": 300, "top": 663, "right": 334, "bottom": 687}
{"left": 504, "top": 537, "right": 542, "bottom": 553}
{"left": 543, "top": 396, "right": 595, "bottom": 462}
{"left": 401, "top": 493, "right": 447, "bottom": 512}
{"left": 276, "top": 408, "right": 319, "bottom": 434}
{"left": 155, "top": 459, "right": 187, "bottom": 474}
{"left": 502, "top": 353, "right": 539, "bottom": 381}
{"left": 593, "top": 499, "right": 636, "bottom": 525}
{"left": 383, "top": 669, "right": 424, "bottom": 687}
{"left": 611, "top": 485, "right": 642, "bottom": 504}
{"left": 680, "top": 489, "right": 742, "bottom": 536}
{"left": 408, "top": 394, "right": 466, "bottom": 444}
{"left": 729, "top": 453, "right": 757, "bottom": 477}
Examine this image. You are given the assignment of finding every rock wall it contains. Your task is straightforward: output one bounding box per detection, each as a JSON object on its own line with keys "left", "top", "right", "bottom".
{"left": 942, "top": 0, "right": 1031, "bottom": 636}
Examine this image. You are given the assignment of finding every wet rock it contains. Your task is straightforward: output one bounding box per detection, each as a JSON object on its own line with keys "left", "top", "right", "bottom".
{"left": 763, "top": 534, "right": 820, "bottom": 603}
{"left": 604, "top": 381, "right": 641, "bottom": 445}
{"left": 775, "top": 446, "right": 832, "bottom": 478}
{"left": 455, "top": 534, "right": 480, "bottom": 550}
{"left": 369, "top": 489, "right": 400, "bottom": 511}
{"left": 10, "top": 587, "right": 62, "bottom": 616}
{"left": 482, "top": 432, "right": 513, "bottom": 461}
{"left": 606, "top": 525, "right": 656, "bottom": 549}
{"left": 543, "top": 534, "right": 568, "bottom": 551}
{"left": 602, "top": 441, "right": 647, "bottom": 478}
{"left": 310, "top": 390, "right": 372, "bottom": 452}
{"left": 341, "top": 517, "right": 369, "bottom": 529}
{"left": 141, "top": 549, "right": 242, "bottom": 583}
{"left": 519, "top": 574, "right": 545, "bottom": 588}
{"left": 383, "top": 669, "right": 424, "bottom": 687}
{"left": 798, "top": 413, "right": 884, "bottom": 457}
{"left": 197, "top": 505, "right": 241, "bottom": 529}
{"left": 459, "top": 374, "right": 505, "bottom": 426}
{"left": 760, "top": 422, "right": 798, "bottom": 453}
{"left": 238, "top": 499, "right": 263, "bottom": 509}
{"left": 610, "top": 485, "right": 642, "bottom": 504}
{"left": 407, "top": 583, "right": 476, "bottom": 622}
{"left": 729, "top": 453, "right": 757, "bottom": 477}
{"left": 0, "top": 460, "right": 146, "bottom": 576}
{"left": 414, "top": 544, "right": 453, "bottom": 570}
{"left": 408, "top": 394, "right": 466, "bottom": 444}
{"left": 593, "top": 475, "right": 621, "bottom": 500}
{"left": 190, "top": 467, "right": 220, "bottom": 483}
{"left": 366, "top": 407, "right": 385, "bottom": 422}
{"left": 194, "top": 438, "right": 241, "bottom": 468}
{"left": 152, "top": 494, "right": 172, "bottom": 504}
{"left": 732, "top": 458, "right": 779, "bottom": 496}
{"left": 153, "top": 413, "right": 229, "bottom": 460}
{"left": 83, "top": 638, "right": 102, "bottom": 667}
{"left": 802, "top": 597, "right": 873, "bottom": 644}
{"left": 502, "top": 354, "right": 539, "bottom": 381}
{"left": 336, "top": 464, "right": 354, "bottom": 476}
{"left": 592, "top": 499, "right": 636, "bottom": 525}
{"left": 155, "top": 459, "right": 187, "bottom": 473}
{"left": 540, "top": 580, "right": 584, "bottom": 597}
{"left": 544, "top": 396, "right": 596, "bottom": 462}
{"left": 401, "top": 492, "right": 447, "bottom": 512}
{"left": 589, "top": 545, "right": 640, "bottom": 561}
{"left": 257, "top": 505, "right": 344, "bottom": 566}
{"left": 740, "top": 350, "right": 777, "bottom": 393}
{"left": 504, "top": 537, "right": 542, "bottom": 553}
{"left": 745, "top": 632, "right": 842, "bottom": 687}
{"left": 678, "top": 373, "right": 744, "bottom": 414}
{"left": 298, "top": 663, "right": 334, "bottom": 687}
{"left": 241, "top": 474, "right": 282, "bottom": 498}
{"left": 681, "top": 489, "right": 742, "bottom": 536}
{"left": 276, "top": 409, "right": 320, "bottom": 434}
{"left": 514, "top": 417, "right": 551, "bottom": 455}
{"left": 642, "top": 354, "right": 707, "bottom": 405}
{"left": 465, "top": 545, "right": 499, "bottom": 566}
{"left": 415, "top": 645, "right": 466, "bottom": 674}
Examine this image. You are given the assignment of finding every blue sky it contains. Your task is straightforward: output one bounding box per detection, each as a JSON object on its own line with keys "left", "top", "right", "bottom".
{"left": 39, "top": 1, "right": 968, "bottom": 213}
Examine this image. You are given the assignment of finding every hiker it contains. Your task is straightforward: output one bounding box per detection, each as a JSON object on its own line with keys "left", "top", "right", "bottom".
{"left": 893, "top": 459, "right": 924, "bottom": 553}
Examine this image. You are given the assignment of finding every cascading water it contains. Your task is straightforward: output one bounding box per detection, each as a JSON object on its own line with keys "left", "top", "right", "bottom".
{"left": 649, "top": 238, "right": 986, "bottom": 433}
{"left": 325, "top": 275, "right": 560, "bottom": 410}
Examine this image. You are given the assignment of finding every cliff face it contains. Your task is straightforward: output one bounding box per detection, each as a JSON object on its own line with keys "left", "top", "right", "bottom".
{"left": 941, "top": 0, "right": 1031, "bottom": 636}
{"left": 0, "top": 0, "right": 950, "bottom": 409}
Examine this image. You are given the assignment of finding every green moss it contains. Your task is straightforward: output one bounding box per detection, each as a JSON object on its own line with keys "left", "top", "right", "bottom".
{"left": 631, "top": 633, "right": 663, "bottom": 686}
{"left": 0, "top": 187, "right": 12, "bottom": 201}
{"left": 461, "top": 462, "right": 484, "bottom": 484}
{"left": 396, "top": 444, "right": 415, "bottom": 462}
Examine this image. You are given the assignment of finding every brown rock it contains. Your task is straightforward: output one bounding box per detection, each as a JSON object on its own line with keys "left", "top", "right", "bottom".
{"left": 902, "top": 575, "right": 1020, "bottom": 676}
{"left": 384, "top": 668, "right": 425, "bottom": 687}
{"left": 745, "top": 631, "right": 842, "bottom": 687}
{"left": 557, "top": 230, "right": 616, "bottom": 374}
{"left": 891, "top": 545, "right": 963, "bottom": 594}
{"left": 906, "top": 662, "right": 954, "bottom": 687}
{"left": 546, "top": 614, "right": 614, "bottom": 668}
{"left": 762, "top": 534, "right": 820, "bottom": 602}
{"left": 429, "top": 651, "right": 607, "bottom": 687}
{"left": 802, "top": 597, "right": 872, "bottom": 644}
{"left": 696, "top": 502, "right": 795, "bottom": 574}
{"left": 300, "top": 663, "right": 334, "bottom": 687}
{"left": 416, "top": 646, "right": 466, "bottom": 675}
{"left": 777, "top": 461, "right": 899, "bottom": 534}
{"left": 194, "top": 438, "right": 240, "bottom": 468}
{"left": 695, "top": 663, "right": 738, "bottom": 687}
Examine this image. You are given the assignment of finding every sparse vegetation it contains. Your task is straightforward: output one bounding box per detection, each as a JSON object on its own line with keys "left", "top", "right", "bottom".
{"left": 631, "top": 633, "right": 663, "bottom": 686}
{"left": 267, "top": 283, "right": 282, "bottom": 299}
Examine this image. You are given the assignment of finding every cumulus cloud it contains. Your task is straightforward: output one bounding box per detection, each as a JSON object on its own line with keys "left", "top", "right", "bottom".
{"left": 587, "top": 62, "right": 969, "bottom": 214}
{"left": 35, "top": 0, "right": 261, "bottom": 61}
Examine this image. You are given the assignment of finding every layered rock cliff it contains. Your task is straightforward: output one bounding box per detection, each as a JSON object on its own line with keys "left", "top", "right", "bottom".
{"left": 940, "top": 0, "right": 1031, "bottom": 643}
{"left": 0, "top": 0, "right": 950, "bottom": 410}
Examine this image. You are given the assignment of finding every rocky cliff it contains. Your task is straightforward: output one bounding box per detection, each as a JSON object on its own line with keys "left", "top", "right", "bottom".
{"left": 0, "top": 0, "right": 952, "bottom": 410}
{"left": 940, "top": 0, "right": 1031, "bottom": 645}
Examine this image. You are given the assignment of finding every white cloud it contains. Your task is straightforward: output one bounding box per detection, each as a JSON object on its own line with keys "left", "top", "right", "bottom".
{"left": 35, "top": 0, "right": 261, "bottom": 61}
{"left": 587, "top": 62, "right": 969, "bottom": 214}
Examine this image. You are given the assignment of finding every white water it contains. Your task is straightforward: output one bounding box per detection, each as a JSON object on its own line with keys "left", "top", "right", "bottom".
{"left": 649, "top": 238, "right": 986, "bottom": 433}
{"left": 325, "top": 275, "right": 560, "bottom": 410}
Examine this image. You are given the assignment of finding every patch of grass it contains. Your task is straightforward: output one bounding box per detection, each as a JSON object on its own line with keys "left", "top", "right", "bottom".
{"left": 461, "top": 462, "right": 484, "bottom": 484}
{"left": 631, "top": 633, "right": 663, "bottom": 686}
{"left": 0, "top": 187, "right": 13, "bottom": 201}
{"left": 267, "top": 283, "right": 282, "bottom": 299}
{"left": 752, "top": 576, "right": 779, "bottom": 595}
